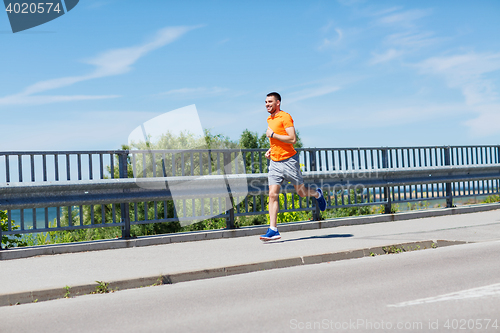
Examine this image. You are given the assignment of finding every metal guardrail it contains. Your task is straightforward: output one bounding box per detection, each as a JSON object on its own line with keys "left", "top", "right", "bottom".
{"left": 1, "top": 146, "right": 499, "bottom": 248}
{"left": 1, "top": 145, "right": 499, "bottom": 182}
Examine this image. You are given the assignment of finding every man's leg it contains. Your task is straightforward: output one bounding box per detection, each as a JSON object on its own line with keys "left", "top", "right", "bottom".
{"left": 261, "top": 159, "right": 283, "bottom": 241}
{"left": 294, "top": 184, "right": 319, "bottom": 198}
{"left": 284, "top": 154, "right": 327, "bottom": 211}
{"left": 294, "top": 184, "right": 327, "bottom": 211}
{"left": 268, "top": 184, "right": 281, "bottom": 228}
{"left": 260, "top": 184, "right": 282, "bottom": 241}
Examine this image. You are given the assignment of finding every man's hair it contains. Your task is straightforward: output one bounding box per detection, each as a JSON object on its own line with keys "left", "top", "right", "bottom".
{"left": 267, "top": 92, "right": 281, "bottom": 102}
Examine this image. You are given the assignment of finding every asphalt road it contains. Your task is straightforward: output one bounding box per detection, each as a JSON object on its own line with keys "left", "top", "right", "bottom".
{"left": 2, "top": 240, "right": 500, "bottom": 333}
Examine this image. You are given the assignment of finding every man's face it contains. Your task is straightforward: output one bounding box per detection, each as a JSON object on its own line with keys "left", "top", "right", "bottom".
{"left": 265, "top": 96, "right": 280, "bottom": 114}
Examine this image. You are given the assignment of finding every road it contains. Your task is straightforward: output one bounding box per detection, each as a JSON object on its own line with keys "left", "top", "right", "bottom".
{"left": 1, "top": 240, "right": 500, "bottom": 332}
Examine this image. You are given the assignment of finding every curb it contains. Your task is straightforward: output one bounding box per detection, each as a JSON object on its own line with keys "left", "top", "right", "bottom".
{"left": 0, "top": 239, "right": 469, "bottom": 307}
{"left": 1, "top": 203, "right": 498, "bottom": 260}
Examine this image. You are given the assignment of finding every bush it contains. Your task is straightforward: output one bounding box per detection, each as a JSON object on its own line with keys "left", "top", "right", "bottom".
{"left": 266, "top": 193, "right": 312, "bottom": 223}
{"left": 1, "top": 210, "right": 27, "bottom": 248}
{"left": 483, "top": 195, "right": 500, "bottom": 203}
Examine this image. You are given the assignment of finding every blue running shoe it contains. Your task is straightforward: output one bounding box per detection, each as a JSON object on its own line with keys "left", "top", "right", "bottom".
{"left": 316, "top": 188, "right": 327, "bottom": 211}
{"left": 260, "top": 228, "right": 281, "bottom": 241}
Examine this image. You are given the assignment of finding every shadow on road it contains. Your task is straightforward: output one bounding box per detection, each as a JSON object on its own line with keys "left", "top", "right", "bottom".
{"left": 264, "top": 233, "right": 354, "bottom": 244}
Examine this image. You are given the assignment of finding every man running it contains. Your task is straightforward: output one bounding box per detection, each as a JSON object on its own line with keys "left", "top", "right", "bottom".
{"left": 260, "top": 92, "right": 327, "bottom": 241}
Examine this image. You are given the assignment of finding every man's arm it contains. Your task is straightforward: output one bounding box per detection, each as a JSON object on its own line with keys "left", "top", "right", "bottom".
{"left": 266, "top": 126, "right": 297, "bottom": 144}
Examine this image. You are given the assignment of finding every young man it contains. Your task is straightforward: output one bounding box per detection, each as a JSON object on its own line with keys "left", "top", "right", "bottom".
{"left": 260, "top": 92, "right": 327, "bottom": 241}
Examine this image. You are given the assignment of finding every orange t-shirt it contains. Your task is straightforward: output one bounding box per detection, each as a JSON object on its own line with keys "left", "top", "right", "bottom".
{"left": 267, "top": 111, "right": 297, "bottom": 161}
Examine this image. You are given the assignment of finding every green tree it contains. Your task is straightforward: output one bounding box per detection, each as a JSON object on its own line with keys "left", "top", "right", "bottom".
{"left": 240, "top": 129, "right": 260, "bottom": 149}
{"left": 239, "top": 129, "right": 303, "bottom": 149}
{"left": 294, "top": 130, "right": 304, "bottom": 148}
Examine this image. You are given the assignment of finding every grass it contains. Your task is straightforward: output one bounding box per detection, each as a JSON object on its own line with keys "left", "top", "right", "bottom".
{"left": 376, "top": 243, "right": 435, "bottom": 256}
{"left": 91, "top": 281, "right": 112, "bottom": 294}
{"left": 64, "top": 286, "right": 71, "bottom": 298}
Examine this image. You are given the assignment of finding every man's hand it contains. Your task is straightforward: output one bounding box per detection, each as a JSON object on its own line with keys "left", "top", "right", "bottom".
{"left": 265, "top": 148, "right": 271, "bottom": 159}
{"left": 265, "top": 127, "right": 297, "bottom": 145}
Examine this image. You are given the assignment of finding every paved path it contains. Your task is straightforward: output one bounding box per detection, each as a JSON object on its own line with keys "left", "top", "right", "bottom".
{"left": 3, "top": 240, "right": 499, "bottom": 333}
{"left": 1, "top": 207, "right": 500, "bottom": 306}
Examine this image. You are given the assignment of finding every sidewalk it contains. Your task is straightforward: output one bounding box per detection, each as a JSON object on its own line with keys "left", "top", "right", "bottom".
{"left": 1, "top": 204, "right": 500, "bottom": 306}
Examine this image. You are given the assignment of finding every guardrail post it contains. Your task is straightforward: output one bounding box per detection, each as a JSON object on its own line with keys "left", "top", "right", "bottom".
{"left": 382, "top": 148, "right": 392, "bottom": 214}
{"left": 119, "top": 151, "right": 131, "bottom": 239}
{"left": 0, "top": 209, "right": 3, "bottom": 250}
{"left": 444, "top": 146, "right": 453, "bottom": 208}
{"left": 498, "top": 146, "right": 500, "bottom": 194}
{"left": 309, "top": 149, "right": 317, "bottom": 172}
{"left": 223, "top": 151, "right": 235, "bottom": 229}
{"left": 309, "top": 150, "right": 321, "bottom": 221}
{"left": 313, "top": 198, "right": 321, "bottom": 221}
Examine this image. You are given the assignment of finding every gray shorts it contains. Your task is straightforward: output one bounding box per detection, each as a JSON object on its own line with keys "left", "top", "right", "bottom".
{"left": 268, "top": 153, "right": 304, "bottom": 186}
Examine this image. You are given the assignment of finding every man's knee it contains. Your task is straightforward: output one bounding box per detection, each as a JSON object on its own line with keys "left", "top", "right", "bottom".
{"left": 269, "top": 191, "right": 280, "bottom": 202}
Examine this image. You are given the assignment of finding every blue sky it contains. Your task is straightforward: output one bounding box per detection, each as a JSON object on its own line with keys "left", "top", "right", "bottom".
{"left": 1, "top": 0, "right": 500, "bottom": 151}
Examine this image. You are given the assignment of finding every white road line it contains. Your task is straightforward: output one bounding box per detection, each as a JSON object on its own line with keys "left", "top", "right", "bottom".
{"left": 388, "top": 283, "right": 500, "bottom": 308}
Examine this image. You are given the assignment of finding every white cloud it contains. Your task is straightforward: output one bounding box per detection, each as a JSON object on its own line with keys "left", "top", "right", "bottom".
{"left": 417, "top": 52, "right": 500, "bottom": 106}
{"left": 368, "top": 6, "right": 402, "bottom": 17}
{"left": 336, "top": 0, "right": 366, "bottom": 6}
{"left": 86, "top": 1, "right": 112, "bottom": 9}
{"left": 462, "top": 80, "right": 498, "bottom": 106}
{"left": 320, "top": 21, "right": 334, "bottom": 34}
{"left": 335, "top": 28, "right": 343, "bottom": 41}
{"left": 417, "top": 52, "right": 500, "bottom": 136}
{"left": 0, "top": 26, "right": 198, "bottom": 107}
{"left": 158, "top": 87, "right": 228, "bottom": 97}
{"left": 385, "top": 31, "right": 441, "bottom": 49}
{"left": 287, "top": 85, "right": 341, "bottom": 103}
{"left": 367, "top": 7, "right": 438, "bottom": 65}
{"left": 85, "top": 26, "right": 196, "bottom": 78}
{"left": 297, "top": 103, "right": 468, "bottom": 129}
{"left": 319, "top": 28, "right": 343, "bottom": 49}
{"left": 377, "top": 9, "right": 431, "bottom": 28}
{"left": 217, "top": 38, "right": 230, "bottom": 45}
{"left": 418, "top": 53, "right": 500, "bottom": 77}
{"left": 370, "top": 49, "right": 404, "bottom": 64}
{"left": 0, "top": 110, "right": 161, "bottom": 151}
{"left": 0, "top": 95, "right": 120, "bottom": 106}
{"left": 369, "top": 31, "right": 442, "bottom": 64}
{"left": 464, "top": 104, "right": 500, "bottom": 137}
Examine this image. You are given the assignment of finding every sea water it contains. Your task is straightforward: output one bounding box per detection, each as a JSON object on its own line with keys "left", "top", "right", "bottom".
{"left": 8, "top": 207, "right": 59, "bottom": 229}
